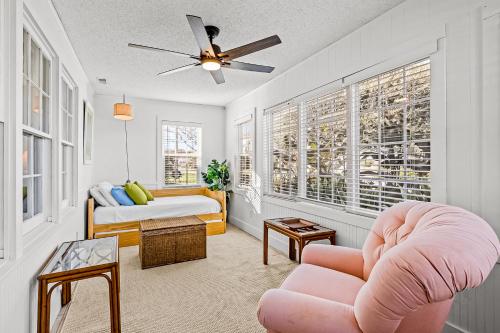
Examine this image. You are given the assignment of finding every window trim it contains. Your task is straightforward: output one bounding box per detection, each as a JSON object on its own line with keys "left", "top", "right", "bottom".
{"left": 263, "top": 43, "right": 446, "bottom": 217}
{"left": 156, "top": 119, "right": 203, "bottom": 188}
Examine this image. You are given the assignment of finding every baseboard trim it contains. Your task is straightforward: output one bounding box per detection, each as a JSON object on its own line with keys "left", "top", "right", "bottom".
{"left": 229, "top": 215, "right": 289, "bottom": 255}
{"left": 443, "top": 322, "right": 470, "bottom": 333}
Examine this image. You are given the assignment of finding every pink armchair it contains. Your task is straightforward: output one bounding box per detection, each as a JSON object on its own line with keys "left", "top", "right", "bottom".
{"left": 258, "top": 202, "right": 500, "bottom": 333}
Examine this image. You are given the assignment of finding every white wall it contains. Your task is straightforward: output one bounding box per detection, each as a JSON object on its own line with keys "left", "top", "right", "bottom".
{"left": 0, "top": 0, "right": 94, "bottom": 332}
{"left": 92, "top": 94, "right": 225, "bottom": 186}
{"left": 225, "top": 1, "right": 500, "bottom": 332}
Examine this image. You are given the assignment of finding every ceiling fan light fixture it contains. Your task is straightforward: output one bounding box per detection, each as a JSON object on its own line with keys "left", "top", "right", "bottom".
{"left": 201, "top": 58, "right": 221, "bottom": 71}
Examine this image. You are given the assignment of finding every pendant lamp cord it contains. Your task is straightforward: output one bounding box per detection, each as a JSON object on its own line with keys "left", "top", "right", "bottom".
{"left": 125, "top": 120, "right": 130, "bottom": 183}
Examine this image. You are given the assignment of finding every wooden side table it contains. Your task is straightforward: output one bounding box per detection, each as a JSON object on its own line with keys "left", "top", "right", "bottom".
{"left": 263, "top": 218, "right": 336, "bottom": 264}
{"left": 37, "top": 236, "right": 120, "bottom": 333}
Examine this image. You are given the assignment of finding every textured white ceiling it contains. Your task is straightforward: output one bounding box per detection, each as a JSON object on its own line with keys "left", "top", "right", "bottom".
{"left": 52, "top": 0, "right": 403, "bottom": 106}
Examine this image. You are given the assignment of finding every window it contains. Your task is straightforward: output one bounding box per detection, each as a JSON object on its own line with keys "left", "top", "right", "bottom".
{"left": 161, "top": 122, "right": 202, "bottom": 186}
{"left": 236, "top": 117, "right": 254, "bottom": 188}
{"left": 61, "top": 76, "right": 75, "bottom": 207}
{"left": 353, "top": 59, "right": 431, "bottom": 212}
{"left": 22, "top": 28, "right": 52, "bottom": 231}
{"left": 0, "top": 122, "right": 4, "bottom": 258}
{"left": 264, "top": 103, "right": 299, "bottom": 197}
{"left": 264, "top": 59, "right": 431, "bottom": 215}
{"left": 301, "top": 89, "right": 348, "bottom": 205}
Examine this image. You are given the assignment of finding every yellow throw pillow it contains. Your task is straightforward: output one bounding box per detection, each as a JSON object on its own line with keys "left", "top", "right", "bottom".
{"left": 124, "top": 182, "right": 148, "bottom": 205}
{"left": 134, "top": 181, "right": 154, "bottom": 201}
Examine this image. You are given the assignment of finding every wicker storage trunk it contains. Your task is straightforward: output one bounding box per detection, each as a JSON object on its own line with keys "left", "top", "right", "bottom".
{"left": 139, "top": 216, "right": 206, "bottom": 269}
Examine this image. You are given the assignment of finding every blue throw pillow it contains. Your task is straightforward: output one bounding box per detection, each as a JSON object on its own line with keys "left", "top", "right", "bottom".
{"left": 111, "top": 187, "right": 135, "bottom": 206}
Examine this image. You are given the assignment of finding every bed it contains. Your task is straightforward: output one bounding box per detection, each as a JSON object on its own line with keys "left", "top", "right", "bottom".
{"left": 87, "top": 187, "right": 226, "bottom": 247}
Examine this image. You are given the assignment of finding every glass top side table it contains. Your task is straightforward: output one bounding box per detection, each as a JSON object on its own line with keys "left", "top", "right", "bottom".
{"left": 37, "top": 236, "right": 120, "bottom": 333}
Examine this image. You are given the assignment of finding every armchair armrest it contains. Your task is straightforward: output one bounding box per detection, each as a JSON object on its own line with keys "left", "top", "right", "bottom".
{"left": 258, "top": 289, "right": 362, "bottom": 333}
{"left": 302, "top": 244, "right": 364, "bottom": 279}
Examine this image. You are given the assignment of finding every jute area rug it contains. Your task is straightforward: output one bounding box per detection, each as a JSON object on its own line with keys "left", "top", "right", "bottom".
{"left": 60, "top": 225, "right": 296, "bottom": 333}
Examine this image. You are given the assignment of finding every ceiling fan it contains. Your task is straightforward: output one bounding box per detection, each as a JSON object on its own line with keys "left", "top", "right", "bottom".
{"left": 128, "top": 14, "right": 282, "bottom": 84}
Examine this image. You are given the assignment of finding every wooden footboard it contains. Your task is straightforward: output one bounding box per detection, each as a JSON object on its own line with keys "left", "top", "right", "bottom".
{"left": 87, "top": 187, "right": 227, "bottom": 247}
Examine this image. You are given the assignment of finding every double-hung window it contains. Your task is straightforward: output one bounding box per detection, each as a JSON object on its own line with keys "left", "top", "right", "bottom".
{"left": 264, "top": 59, "right": 431, "bottom": 215}
{"left": 236, "top": 116, "right": 254, "bottom": 188}
{"left": 22, "top": 28, "right": 52, "bottom": 231}
{"left": 60, "top": 75, "right": 76, "bottom": 208}
{"left": 264, "top": 103, "right": 299, "bottom": 197}
{"left": 161, "top": 122, "right": 202, "bottom": 186}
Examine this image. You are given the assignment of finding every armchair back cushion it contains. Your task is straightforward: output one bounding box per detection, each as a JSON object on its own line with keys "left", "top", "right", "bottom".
{"left": 356, "top": 201, "right": 500, "bottom": 333}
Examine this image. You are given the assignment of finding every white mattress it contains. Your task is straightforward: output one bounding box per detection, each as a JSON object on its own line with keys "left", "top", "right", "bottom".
{"left": 94, "top": 195, "right": 222, "bottom": 225}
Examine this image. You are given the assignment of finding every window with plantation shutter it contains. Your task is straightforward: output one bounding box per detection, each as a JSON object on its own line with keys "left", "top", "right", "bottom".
{"left": 161, "top": 122, "right": 202, "bottom": 186}
{"left": 237, "top": 119, "right": 253, "bottom": 188}
{"left": 351, "top": 59, "right": 431, "bottom": 213}
{"left": 300, "top": 88, "right": 348, "bottom": 205}
{"left": 264, "top": 102, "right": 299, "bottom": 197}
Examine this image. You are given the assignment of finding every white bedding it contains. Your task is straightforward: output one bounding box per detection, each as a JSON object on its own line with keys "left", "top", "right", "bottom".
{"left": 94, "top": 195, "right": 222, "bottom": 225}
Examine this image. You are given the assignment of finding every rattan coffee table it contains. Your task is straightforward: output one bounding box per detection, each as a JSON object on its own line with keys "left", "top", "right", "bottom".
{"left": 139, "top": 215, "right": 207, "bottom": 269}
{"left": 263, "top": 217, "right": 336, "bottom": 264}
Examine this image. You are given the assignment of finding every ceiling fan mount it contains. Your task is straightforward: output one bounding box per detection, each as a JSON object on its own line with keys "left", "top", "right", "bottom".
{"left": 128, "top": 15, "right": 282, "bottom": 84}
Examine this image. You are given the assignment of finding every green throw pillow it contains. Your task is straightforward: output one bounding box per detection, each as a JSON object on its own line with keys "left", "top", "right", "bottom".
{"left": 134, "top": 181, "right": 154, "bottom": 201}
{"left": 124, "top": 182, "right": 148, "bottom": 205}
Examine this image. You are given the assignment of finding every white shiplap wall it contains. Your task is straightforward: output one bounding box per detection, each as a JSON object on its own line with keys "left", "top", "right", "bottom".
{"left": 225, "top": 1, "right": 500, "bottom": 333}
{"left": 0, "top": 0, "right": 95, "bottom": 331}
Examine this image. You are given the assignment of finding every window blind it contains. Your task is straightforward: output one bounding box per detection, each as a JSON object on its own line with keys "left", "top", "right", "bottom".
{"left": 264, "top": 102, "right": 299, "bottom": 197}
{"left": 162, "top": 123, "right": 202, "bottom": 185}
{"left": 300, "top": 88, "right": 348, "bottom": 205}
{"left": 350, "top": 58, "right": 431, "bottom": 213}
{"left": 263, "top": 58, "right": 431, "bottom": 215}
{"left": 237, "top": 120, "right": 253, "bottom": 187}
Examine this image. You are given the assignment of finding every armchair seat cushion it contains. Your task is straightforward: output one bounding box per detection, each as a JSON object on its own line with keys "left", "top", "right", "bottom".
{"left": 281, "top": 263, "right": 365, "bottom": 306}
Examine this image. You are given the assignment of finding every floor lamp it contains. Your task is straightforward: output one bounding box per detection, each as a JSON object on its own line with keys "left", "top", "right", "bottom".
{"left": 113, "top": 94, "right": 134, "bottom": 183}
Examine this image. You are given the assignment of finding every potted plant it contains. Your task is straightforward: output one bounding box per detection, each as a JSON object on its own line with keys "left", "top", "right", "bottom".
{"left": 201, "top": 159, "right": 232, "bottom": 209}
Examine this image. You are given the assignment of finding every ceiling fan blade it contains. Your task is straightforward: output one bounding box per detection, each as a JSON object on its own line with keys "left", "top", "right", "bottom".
{"left": 157, "top": 63, "right": 200, "bottom": 77}
{"left": 128, "top": 43, "right": 199, "bottom": 59}
{"left": 218, "top": 35, "right": 281, "bottom": 61}
{"left": 186, "top": 15, "right": 215, "bottom": 57}
{"left": 223, "top": 61, "right": 274, "bottom": 73}
{"left": 209, "top": 69, "right": 225, "bottom": 84}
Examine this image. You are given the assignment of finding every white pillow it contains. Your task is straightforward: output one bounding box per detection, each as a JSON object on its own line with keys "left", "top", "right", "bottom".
{"left": 90, "top": 186, "right": 111, "bottom": 206}
{"left": 98, "top": 181, "right": 120, "bottom": 207}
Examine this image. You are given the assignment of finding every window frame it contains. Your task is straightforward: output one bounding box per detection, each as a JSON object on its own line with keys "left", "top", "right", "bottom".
{"left": 156, "top": 120, "right": 203, "bottom": 188}
{"left": 298, "top": 83, "right": 348, "bottom": 206}
{"left": 21, "top": 11, "right": 58, "bottom": 235}
{"left": 59, "top": 67, "right": 78, "bottom": 210}
{"left": 235, "top": 112, "right": 255, "bottom": 189}
{"left": 0, "top": 122, "right": 4, "bottom": 258}
{"left": 263, "top": 44, "right": 446, "bottom": 217}
{"left": 263, "top": 101, "right": 300, "bottom": 198}
{"left": 348, "top": 59, "right": 432, "bottom": 214}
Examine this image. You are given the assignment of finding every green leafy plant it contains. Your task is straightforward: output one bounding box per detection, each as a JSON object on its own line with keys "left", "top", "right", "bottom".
{"left": 202, "top": 159, "right": 231, "bottom": 191}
